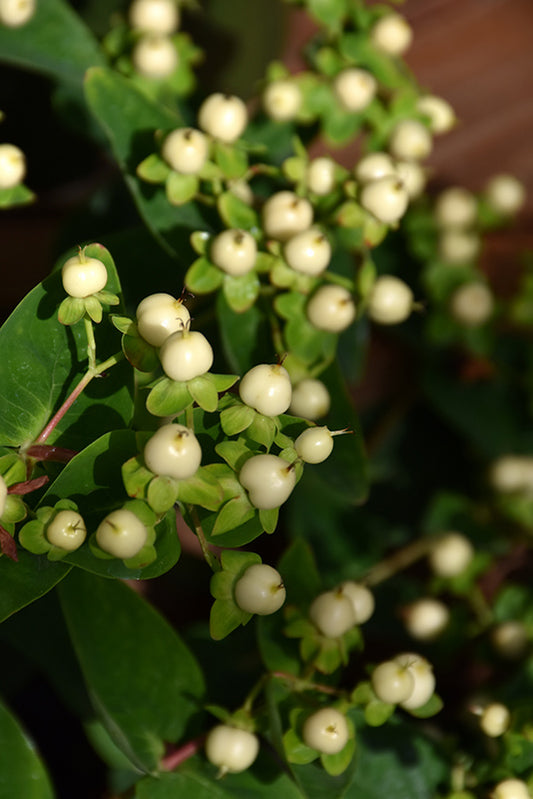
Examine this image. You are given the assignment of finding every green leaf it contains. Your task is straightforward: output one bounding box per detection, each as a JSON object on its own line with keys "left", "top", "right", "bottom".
{"left": 84, "top": 295, "right": 103, "bottom": 323}
{"left": 185, "top": 257, "right": 224, "bottom": 294}
{"left": 122, "top": 454, "right": 153, "bottom": 500}
{"left": 187, "top": 375, "right": 219, "bottom": 412}
{"left": 284, "top": 726, "right": 319, "bottom": 765}
{"left": 190, "top": 230, "right": 211, "bottom": 255}
{"left": 146, "top": 377, "right": 193, "bottom": 417}
{"left": 0, "top": 0, "right": 105, "bottom": 86}
{"left": 210, "top": 373, "right": 239, "bottom": 393}
{"left": 223, "top": 272, "right": 260, "bottom": 312}
{"left": 0, "top": 699, "right": 55, "bottom": 799}
{"left": 0, "top": 548, "right": 70, "bottom": 624}
{"left": 217, "top": 191, "right": 259, "bottom": 231}
{"left": 278, "top": 539, "right": 322, "bottom": 606}
{"left": 308, "top": 0, "right": 347, "bottom": 32}
{"left": 123, "top": 332, "right": 160, "bottom": 373}
{"left": 166, "top": 171, "right": 199, "bottom": 205}
{"left": 364, "top": 700, "right": 395, "bottom": 727}
{"left": 211, "top": 496, "right": 255, "bottom": 536}
{"left": 213, "top": 141, "right": 249, "bottom": 179}
{"left": 321, "top": 737, "right": 356, "bottom": 777}
{"left": 59, "top": 571, "right": 205, "bottom": 773}
{"left": 246, "top": 413, "right": 278, "bottom": 449}
{"left": 215, "top": 439, "right": 253, "bottom": 471}
{"left": 216, "top": 292, "right": 263, "bottom": 374}
{"left": 220, "top": 403, "right": 255, "bottom": 436}
{"left": 18, "top": 520, "right": 50, "bottom": 556}
{"left": 137, "top": 153, "right": 171, "bottom": 184}
{"left": 405, "top": 693, "right": 443, "bottom": 719}
{"left": 0, "top": 183, "right": 35, "bottom": 209}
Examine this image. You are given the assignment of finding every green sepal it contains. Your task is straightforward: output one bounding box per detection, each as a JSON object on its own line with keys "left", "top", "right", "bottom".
{"left": 211, "top": 495, "right": 255, "bottom": 536}
{"left": 215, "top": 439, "right": 254, "bottom": 471}
{"left": 146, "top": 377, "right": 193, "bottom": 417}
{"left": 58, "top": 296, "right": 86, "bottom": 326}
{"left": 123, "top": 543, "right": 157, "bottom": 571}
{"left": 93, "top": 290, "right": 120, "bottom": 306}
{"left": 197, "top": 159, "right": 223, "bottom": 181}
{"left": 0, "top": 183, "right": 35, "bottom": 208}
{"left": 282, "top": 155, "right": 307, "bottom": 183}
{"left": 18, "top": 519, "right": 50, "bottom": 555}
{"left": 255, "top": 251, "right": 277, "bottom": 273}
{"left": 220, "top": 403, "right": 255, "bottom": 436}
{"left": 185, "top": 256, "right": 223, "bottom": 294}
{"left": 217, "top": 191, "right": 259, "bottom": 231}
{"left": 165, "top": 171, "right": 198, "bottom": 205}
{"left": 213, "top": 141, "right": 248, "bottom": 180}
{"left": 405, "top": 693, "right": 443, "bottom": 719}
{"left": 190, "top": 230, "right": 211, "bottom": 255}
{"left": 283, "top": 725, "right": 319, "bottom": 765}
{"left": 84, "top": 295, "right": 103, "bottom": 324}
{"left": 122, "top": 332, "right": 159, "bottom": 373}
{"left": 187, "top": 374, "right": 219, "bottom": 412}
{"left": 320, "top": 731, "right": 356, "bottom": 776}
{"left": 259, "top": 507, "right": 279, "bottom": 534}
{"left": 204, "top": 704, "right": 233, "bottom": 724}
{"left": 246, "top": 413, "right": 278, "bottom": 449}
{"left": 364, "top": 699, "right": 395, "bottom": 727}
{"left": 210, "top": 373, "right": 239, "bottom": 392}
{"left": 175, "top": 467, "right": 224, "bottom": 511}
{"left": 211, "top": 550, "right": 261, "bottom": 598}
{"left": 283, "top": 615, "right": 317, "bottom": 640}
{"left": 147, "top": 476, "right": 179, "bottom": 514}
{"left": 111, "top": 315, "right": 136, "bottom": 335}
{"left": 223, "top": 271, "right": 260, "bottom": 312}
{"left": 137, "top": 152, "right": 171, "bottom": 184}
{"left": 209, "top": 597, "right": 252, "bottom": 640}
{"left": 0, "top": 453, "right": 26, "bottom": 486}
{"left": 350, "top": 681, "right": 374, "bottom": 705}
{"left": 2, "top": 495, "right": 26, "bottom": 524}
{"left": 300, "top": 634, "right": 343, "bottom": 674}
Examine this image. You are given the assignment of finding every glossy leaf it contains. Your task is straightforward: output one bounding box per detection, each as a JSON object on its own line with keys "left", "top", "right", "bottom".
{"left": 216, "top": 292, "right": 264, "bottom": 375}
{"left": 0, "top": 549, "right": 70, "bottom": 624}
{"left": 0, "top": 700, "right": 55, "bottom": 799}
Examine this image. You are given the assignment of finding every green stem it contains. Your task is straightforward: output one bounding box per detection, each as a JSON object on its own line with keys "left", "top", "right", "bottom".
{"left": 84, "top": 316, "right": 97, "bottom": 372}
{"left": 189, "top": 505, "right": 218, "bottom": 571}
{"left": 362, "top": 536, "right": 434, "bottom": 587}
{"left": 242, "top": 674, "right": 269, "bottom": 714}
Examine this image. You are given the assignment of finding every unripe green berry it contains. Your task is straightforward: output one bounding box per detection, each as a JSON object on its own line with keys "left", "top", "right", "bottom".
{"left": 234, "top": 563, "right": 286, "bottom": 615}
{"left": 0, "top": 143, "right": 26, "bottom": 189}
{"left": 205, "top": 725, "right": 259, "bottom": 775}
{"left": 262, "top": 190, "right": 313, "bottom": 242}
{"left": 388, "top": 119, "right": 432, "bottom": 162}
{"left": 367, "top": 275, "right": 413, "bottom": 325}
{"left": 294, "top": 427, "right": 334, "bottom": 464}
{"left": 302, "top": 708, "right": 350, "bottom": 754}
{"left": 371, "top": 12, "right": 413, "bottom": 56}
{"left": 360, "top": 176, "right": 409, "bottom": 224}
{"left": 161, "top": 128, "right": 209, "bottom": 175}
{"left": 96, "top": 508, "right": 147, "bottom": 559}
{"left": 46, "top": 509, "right": 87, "bottom": 552}
{"left": 263, "top": 79, "right": 302, "bottom": 121}
{"left": 480, "top": 702, "right": 511, "bottom": 737}
{"left": 289, "top": 378, "right": 330, "bottom": 421}
{"left": 306, "top": 285, "right": 356, "bottom": 333}
{"left": 340, "top": 581, "right": 375, "bottom": 624}
{"left": 198, "top": 93, "right": 248, "bottom": 143}
{"left": 129, "top": 0, "right": 179, "bottom": 34}
{"left": 333, "top": 68, "right": 377, "bottom": 113}
{"left": 239, "top": 454, "right": 296, "bottom": 510}
{"left": 159, "top": 329, "right": 213, "bottom": 381}
{"left": 371, "top": 659, "right": 415, "bottom": 705}
{"left": 210, "top": 229, "right": 257, "bottom": 276}
{"left": 144, "top": 423, "right": 201, "bottom": 479}
{"left": 428, "top": 532, "right": 474, "bottom": 578}
{"left": 404, "top": 598, "right": 450, "bottom": 640}
{"left": 136, "top": 292, "right": 190, "bottom": 346}
{"left": 283, "top": 228, "right": 331, "bottom": 276}
{"left": 395, "top": 653, "right": 436, "bottom": 710}
{"left": 239, "top": 363, "right": 292, "bottom": 416}
{"left": 0, "top": 474, "right": 7, "bottom": 517}
{"left": 132, "top": 34, "right": 178, "bottom": 78}
{"left": 309, "top": 590, "right": 356, "bottom": 638}
{"left": 62, "top": 252, "right": 108, "bottom": 299}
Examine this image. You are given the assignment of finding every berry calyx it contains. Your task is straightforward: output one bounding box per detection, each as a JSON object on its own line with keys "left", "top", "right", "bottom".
{"left": 239, "top": 363, "right": 292, "bottom": 417}
{"left": 61, "top": 251, "right": 108, "bottom": 299}
{"left": 161, "top": 128, "right": 209, "bottom": 175}
{"left": 132, "top": 34, "right": 178, "bottom": 78}
{"left": 205, "top": 725, "right": 259, "bottom": 776}
{"left": 333, "top": 68, "right": 377, "bottom": 113}
{"left": 428, "top": 532, "right": 474, "bottom": 578}
{"left": 0, "top": 143, "right": 26, "bottom": 189}
{"left": 239, "top": 454, "right": 296, "bottom": 510}
{"left": 449, "top": 282, "right": 494, "bottom": 327}
{"left": 295, "top": 426, "right": 337, "bottom": 464}
{"left": 0, "top": 0, "right": 35, "bottom": 27}
{"left": 136, "top": 292, "right": 190, "bottom": 347}
{"left": 46, "top": 509, "right": 87, "bottom": 552}
{"left": 340, "top": 581, "right": 375, "bottom": 624}
{"left": 360, "top": 176, "right": 409, "bottom": 224}
{"left": 210, "top": 229, "right": 257, "bottom": 276}
{"left": 289, "top": 378, "right": 331, "bottom": 421}
{"left": 371, "top": 659, "right": 415, "bottom": 705}
{"left": 95, "top": 508, "right": 147, "bottom": 559}
{"left": 129, "top": 0, "right": 179, "bottom": 34}
{"left": 480, "top": 702, "right": 511, "bottom": 737}
{"left": 159, "top": 328, "right": 214, "bottom": 382}
{"left": 262, "top": 190, "right": 313, "bottom": 242}
{"left": 394, "top": 653, "right": 436, "bottom": 710}
{"left": 0, "top": 475, "right": 7, "bottom": 517}
{"left": 198, "top": 93, "right": 248, "bottom": 143}
{"left": 309, "top": 590, "right": 356, "bottom": 638}
{"left": 302, "top": 708, "right": 350, "bottom": 755}
{"left": 306, "top": 285, "right": 356, "bottom": 333}
{"left": 306, "top": 157, "right": 336, "bottom": 196}
{"left": 263, "top": 79, "right": 302, "bottom": 121}
{"left": 367, "top": 275, "right": 413, "bottom": 325}
{"left": 283, "top": 228, "right": 331, "bottom": 276}
{"left": 388, "top": 119, "right": 432, "bottom": 162}
{"left": 403, "top": 598, "right": 450, "bottom": 640}
{"left": 234, "top": 563, "right": 286, "bottom": 615}
{"left": 143, "top": 423, "right": 202, "bottom": 479}
{"left": 370, "top": 12, "right": 413, "bottom": 56}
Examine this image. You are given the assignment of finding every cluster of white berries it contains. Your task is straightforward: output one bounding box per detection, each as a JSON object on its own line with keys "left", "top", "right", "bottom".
{"left": 434, "top": 186, "right": 481, "bottom": 267}
{"left": 371, "top": 652, "right": 435, "bottom": 710}
{"left": 130, "top": 0, "right": 180, "bottom": 78}
{"left": 309, "top": 581, "right": 375, "bottom": 638}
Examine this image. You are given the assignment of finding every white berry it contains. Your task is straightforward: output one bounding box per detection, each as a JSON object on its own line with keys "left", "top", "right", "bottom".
{"left": 239, "top": 454, "right": 296, "bottom": 510}
{"left": 485, "top": 174, "right": 526, "bottom": 216}
{"left": 491, "top": 621, "right": 529, "bottom": 660}
{"left": 355, "top": 152, "right": 396, "bottom": 184}
{"left": 302, "top": 708, "right": 350, "bottom": 755}
{"left": 450, "top": 282, "right": 494, "bottom": 327}
{"left": 404, "top": 598, "right": 450, "bottom": 640}
{"left": 306, "top": 285, "right": 356, "bottom": 333}
{"left": 416, "top": 95, "right": 456, "bottom": 134}
{"left": 144, "top": 423, "right": 201, "bottom": 479}
{"left": 371, "top": 12, "right": 413, "bottom": 56}
{"left": 0, "top": 143, "right": 26, "bottom": 189}
{"left": 367, "top": 275, "right": 413, "bottom": 325}
{"left": 490, "top": 456, "right": 533, "bottom": 494}
{"left": 198, "top": 93, "right": 248, "bottom": 143}
{"left": 136, "top": 292, "right": 190, "bottom": 347}
{"left": 205, "top": 725, "right": 259, "bottom": 775}
{"left": 371, "top": 659, "right": 415, "bottom": 705}
{"left": 0, "top": 474, "right": 7, "bottom": 517}
{"left": 263, "top": 80, "right": 302, "bottom": 122}
{"left": 0, "top": 0, "right": 35, "bottom": 27}
{"left": 360, "top": 176, "right": 409, "bottom": 224}
{"left": 307, "top": 157, "right": 336, "bottom": 196}
{"left": 262, "top": 190, "right": 313, "bottom": 242}
{"left": 289, "top": 379, "right": 331, "bottom": 421}
{"left": 96, "top": 508, "right": 147, "bottom": 559}
{"left": 159, "top": 329, "right": 213, "bottom": 382}
{"left": 283, "top": 228, "right": 331, "bottom": 276}
{"left": 333, "top": 68, "right": 377, "bottom": 113}
{"left": 161, "top": 128, "right": 209, "bottom": 175}
{"left": 62, "top": 252, "right": 108, "bottom": 299}
{"left": 132, "top": 34, "right": 178, "bottom": 78}
{"left": 129, "top": 0, "right": 179, "bottom": 34}
{"left": 480, "top": 703, "right": 511, "bottom": 737}
{"left": 493, "top": 779, "right": 531, "bottom": 799}
{"left": 428, "top": 532, "right": 474, "bottom": 578}
{"left": 309, "top": 590, "right": 356, "bottom": 638}
{"left": 239, "top": 363, "right": 292, "bottom": 416}
{"left": 395, "top": 653, "right": 436, "bottom": 710}
{"left": 234, "top": 563, "right": 286, "bottom": 615}
{"left": 340, "top": 581, "right": 375, "bottom": 624}
{"left": 439, "top": 230, "right": 480, "bottom": 264}
{"left": 295, "top": 427, "right": 334, "bottom": 464}
{"left": 210, "top": 229, "right": 257, "bottom": 276}
{"left": 388, "top": 120, "right": 432, "bottom": 162}
{"left": 46, "top": 509, "right": 87, "bottom": 552}
{"left": 395, "top": 160, "right": 426, "bottom": 199}
{"left": 434, "top": 187, "right": 478, "bottom": 229}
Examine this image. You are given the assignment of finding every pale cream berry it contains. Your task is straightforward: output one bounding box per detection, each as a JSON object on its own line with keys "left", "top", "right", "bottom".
{"left": 0, "top": 0, "right": 35, "bottom": 27}
{"left": 333, "top": 68, "right": 377, "bottom": 113}
{"left": 309, "top": 590, "right": 356, "bottom": 638}
{"left": 210, "top": 229, "right": 257, "bottom": 276}
{"left": 136, "top": 292, "right": 190, "bottom": 347}
{"left": 491, "top": 621, "right": 529, "bottom": 660}
{"left": 159, "top": 329, "right": 214, "bottom": 381}
{"left": 0, "top": 143, "right": 26, "bottom": 189}
{"left": 96, "top": 508, "right": 147, "bottom": 559}
{"left": 367, "top": 275, "right": 413, "bottom": 325}
{"left": 307, "top": 285, "right": 356, "bottom": 333}
{"left": 439, "top": 229, "right": 480, "bottom": 264}
{"left": 198, "top": 93, "right": 248, "bottom": 143}
{"left": 307, "top": 157, "right": 336, "bottom": 196}
{"left": 434, "top": 187, "right": 478, "bottom": 229}
{"left": 205, "top": 725, "right": 259, "bottom": 775}
{"left": 340, "top": 581, "right": 375, "bottom": 624}
{"left": 388, "top": 120, "right": 432, "bottom": 162}
{"left": 234, "top": 563, "right": 286, "bottom": 615}
{"left": 360, "top": 176, "right": 409, "bottom": 224}
{"left": 480, "top": 703, "right": 511, "bottom": 737}
{"left": 0, "top": 474, "right": 7, "bottom": 517}
{"left": 129, "top": 0, "right": 179, "bottom": 34}
{"left": 395, "top": 653, "right": 436, "bottom": 710}
{"left": 263, "top": 79, "right": 302, "bottom": 122}
{"left": 132, "top": 34, "right": 178, "bottom": 78}
{"left": 404, "top": 598, "right": 450, "bottom": 640}
{"left": 428, "top": 532, "right": 474, "bottom": 578}
{"left": 143, "top": 423, "right": 201, "bottom": 479}
{"left": 239, "top": 454, "right": 296, "bottom": 510}
{"left": 289, "top": 379, "right": 331, "bottom": 421}
{"left": 355, "top": 152, "right": 396, "bottom": 184}
{"left": 295, "top": 427, "right": 334, "bottom": 464}
{"left": 371, "top": 12, "right": 413, "bottom": 56}
{"left": 371, "top": 659, "right": 415, "bottom": 705}
{"left": 161, "top": 128, "right": 209, "bottom": 175}
{"left": 485, "top": 174, "right": 526, "bottom": 216}
{"left": 283, "top": 228, "right": 331, "bottom": 276}
{"left": 416, "top": 95, "right": 456, "bottom": 134}
{"left": 239, "top": 363, "right": 292, "bottom": 416}
{"left": 46, "top": 510, "right": 87, "bottom": 552}
{"left": 262, "top": 190, "right": 313, "bottom": 242}
{"left": 450, "top": 282, "right": 494, "bottom": 327}
{"left": 62, "top": 253, "right": 108, "bottom": 299}
{"left": 493, "top": 779, "right": 531, "bottom": 799}
{"left": 395, "top": 160, "right": 426, "bottom": 199}
{"left": 228, "top": 179, "right": 253, "bottom": 205}
{"left": 490, "top": 456, "right": 533, "bottom": 494}
{"left": 302, "top": 708, "right": 350, "bottom": 755}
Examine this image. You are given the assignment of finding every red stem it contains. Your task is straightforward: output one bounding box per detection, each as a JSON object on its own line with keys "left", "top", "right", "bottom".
{"left": 34, "top": 371, "right": 93, "bottom": 445}
{"left": 160, "top": 734, "right": 206, "bottom": 772}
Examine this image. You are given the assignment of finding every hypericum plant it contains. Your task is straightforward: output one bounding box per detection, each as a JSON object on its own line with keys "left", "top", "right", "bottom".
{"left": 0, "top": 2, "right": 531, "bottom": 798}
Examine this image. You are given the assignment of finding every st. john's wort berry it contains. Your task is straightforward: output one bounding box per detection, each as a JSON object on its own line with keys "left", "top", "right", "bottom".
{"left": 394, "top": 653, "right": 436, "bottom": 710}
{"left": 340, "top": 581, "right": 375, "bottom": 624}
{"left": 205, "top": 725, "right": 259, "bottom": 775}
{"left": 0, "top": 143, "right": 26, "bottom": 189}
{"left": 210, "top": 229, "right": 257, "bottom": 276}
{"left": 294, "top": 427, "right": 335, "bottom": 464}
{"left": 262, "top": 190, "right": 313, "bottom": 241}
{"left": 395, "top": 160, "right": 426, "bottom": 199}
{"left": 439, "top": 229, "right": 480, "bottom": 264}
{"left": 449, "top": 282, "right": 494, "bottom": 327}
{"left": 333, "top": 68, "right": 377, "bottom": 113}
{"left": 0, "top": 0, "right": 35, "bottom": 27}
{"left": 129, "top": 0, "right": 179, "bottom": 34}
{"left": 355, "top": 152, "right": 396, "bottom": 184}
{"left": 306, "top": 285, "right": 356, "bottom": 333}
{"left": 371, "top": 659, "right": 415, "bottom": 705}
{"left": 388, "top": 119, "right": 432, "bottom": 161}
{"left": 491, "top": 621, "right": 529, "bottom": 660}
{"left": 485, "top": 174, "right": 526, "bottom": 216}
{"left": 367, "top": 275, "right": 413, "bottom": 325}
{"left": 283, "top": 228, "right": 331, "bottom": 276}
{"left": 263, "top": 79, "right": 302, "bottom": 121}
{"left": 239, "top": 454, "right": 296, "bottom": 510}
{"left": 416, "top": 94, "right": 456, "bottom": 134}
{"left": 370, "top": 12, "right": 413, "bottom": 56}
{"left": 309, "top": 590, "right": 356, "bottom": 638}
{"left": 234, "top": 563, "right": 286, "bottom": 615}
{"left": 306, "top": 157, "right": 336, "bottom": 196}
{"left": 46, "top": 509, "right": 87, "bottom": 552}
{"left": 161, "top": 128, "right": 209, "bottom": 175}
{"left": 143, "top": 423, "right": 201, "bottom": 480}
{"left": 403, "top": 597, "right": 450, "bottom": 641}
{"left": 61, "top": 251, "right": 108, "bottom": 299}
{"left": 493, "top": 779, "right": 531, "bottom": 799}
{"left": 434, "top": 187, "right": 478, "bottom": 229}
{"left": 198, "top": 93, "right": 248, "bottom": 143}
{"left": 136, "top": 292, "right": 190, "bottom": 347}
{"left": 132, "top": 34, "right": 178, "bottom": 78}
{"left": 289, "top": 378, "right": 331, "bottom": 421}
{"left": 95, "top": 508, "right": 148, "bottom": 559}
{"left": 302, "top": 708, "right": 350, "bottom": 755}
{"left": 360, "top": 176, "right": 409, "bottom": 224}
{"left": 428, "top": 532, "right": 474, "bottom": 578}
{"left": 159, "top": 328, "right": 213, "bottom": 381}
{"left": 480, "top": 702, "right": 511, "bottom": 737}
{"left": 239, "top": 363, "right": 292, "bottom": 416}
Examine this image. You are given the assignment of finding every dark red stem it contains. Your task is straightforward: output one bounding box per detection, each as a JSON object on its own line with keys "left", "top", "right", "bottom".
{"left": 160, "top": 734, "right": 206, "bottom": 772}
